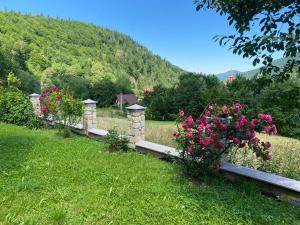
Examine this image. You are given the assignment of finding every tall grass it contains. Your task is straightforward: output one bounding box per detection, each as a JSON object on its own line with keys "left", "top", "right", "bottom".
{"left": 96, "top": 108, "right": 300, "bottom": 180}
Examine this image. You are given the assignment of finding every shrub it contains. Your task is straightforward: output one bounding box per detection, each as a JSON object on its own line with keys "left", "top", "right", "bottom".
{"left": 104, "top": 128, "right": 130, "bottom": 152}
{"left": 174, "top": 103, "right": 277, "bottom": 177}
{"left": 0, "top": 87, "right": 42, "bottom": 128}
{"left": 40, "top": 85, "right": 83, "bottom": 137}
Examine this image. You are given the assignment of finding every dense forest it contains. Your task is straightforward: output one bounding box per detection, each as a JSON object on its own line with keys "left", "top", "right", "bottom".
{"left": 0, "top": 11, "right": 184, "bottom": 97}
{"left": 143, "top": 73, "right": 300, "bottom": 139}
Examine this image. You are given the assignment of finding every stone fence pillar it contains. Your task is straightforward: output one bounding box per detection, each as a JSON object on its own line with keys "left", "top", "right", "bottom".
{"left": 82, "top": 99, "right": 97, "bottom": 135}
{"left": 126, "top": 104, "right": 145, "bottom": 147}
{"left": 29, "top": 93, "right": 41, "bottom": 117}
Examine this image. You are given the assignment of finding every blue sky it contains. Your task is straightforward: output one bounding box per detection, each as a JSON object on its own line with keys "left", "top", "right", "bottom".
{"left": 0, "top": 0, "right": 265, "bottom": 74}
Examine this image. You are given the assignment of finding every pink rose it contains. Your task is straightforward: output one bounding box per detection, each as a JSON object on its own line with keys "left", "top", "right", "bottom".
{"left": 258, "top": 113, "right": 273, "bottom": 123}
{"left": 185, "top": 115, "right": 194, "bottom": 126}
{"left": 179, "top": 110, "right": 185, "bottom": 117}
{"left": 264, "top": 142, "right": 272, "bottom": 150}
{"left": 250, "top": 119, "right": 259, "bottom": 129}
{"left": 234, "top": 103, "right": 242, "bottom": 110}
{"left": 232, "top": 137, "right": 240, "bottom": 145}
{"left": 173, "top": 131, "right": 180, "bottom": 137}
{"left": 186, "top": 131, "right": 193, "bottom": 139}
{"left": 263, "top": 124, "right": 277, "bottom": 135}
{"left": 222, "top": 105, "right": 230, "bottom": 114}
{"left": 219, "top": 123, "right": 227, "bottom": 131}
{"left": 263, "top": 154, "right": 272, "bottom": 161}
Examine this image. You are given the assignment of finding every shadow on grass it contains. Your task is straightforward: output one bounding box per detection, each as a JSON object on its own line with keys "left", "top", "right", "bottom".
{"left": 0, "top": 135, "right": 35, "bottom": 173}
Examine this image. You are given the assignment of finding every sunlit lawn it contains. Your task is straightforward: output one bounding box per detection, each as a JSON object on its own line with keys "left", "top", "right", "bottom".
{"left": 1, "top": 123, "right": 299, "bottom": 224}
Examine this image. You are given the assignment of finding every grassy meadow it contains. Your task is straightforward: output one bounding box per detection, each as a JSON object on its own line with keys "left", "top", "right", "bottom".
{"left": 97, "top": 108, "right": 300, "bottom": 180}
{"left": 1, "top": 123, "right": 299, "bottom": 224}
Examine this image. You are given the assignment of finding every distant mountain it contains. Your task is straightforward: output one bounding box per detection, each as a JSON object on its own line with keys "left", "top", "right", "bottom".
{"left": 215, "top": 70, "right": 241, "bottom": 81}
{"left": 216, "top": 57, "right": 300, "bottom": 80}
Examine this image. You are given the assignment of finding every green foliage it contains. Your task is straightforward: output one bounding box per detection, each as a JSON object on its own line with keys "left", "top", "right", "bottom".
{"left": 16, "top": 70, "right": 40, "bottom": 94}
{"left": 195, "top": 0, "right": 300, "bottom": 79}
{"left": 144, "top": 85, "right": 177, "bottom": 120}
{"left": 143, "top": 73, "right": 226, "bottom": 120}
{"left": 227, "top": 76, "right": 300, "bottom": 138}
{"left": 7, "top": 72, "right": 21, "bottom": 88}
{"left": 0, "top": 11, "right": 183, "bottom": 95}
{"left": 104, "top": 128, "right": 130, "bottom": 152}
{"left": 0, "top": 88, "right": 42, "bottom": 128}
{"left": 53, "top": 75, "right": 90, "bottom": 99}
{"left": 90, "top": 80, "right": 119, "bottom": 107}
{"left": 143, "top": 72, "right": 300, "bottom": 139}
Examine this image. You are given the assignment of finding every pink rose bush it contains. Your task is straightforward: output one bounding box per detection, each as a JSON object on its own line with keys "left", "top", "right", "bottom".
{"left": 174, "top": 103, "right": 277, "bottom": 176}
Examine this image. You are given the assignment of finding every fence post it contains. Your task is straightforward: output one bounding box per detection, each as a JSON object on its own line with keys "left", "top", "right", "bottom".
{"left": 126, "top": 104, "right": 145, "bottom": 148}
{"left": 82, "top": 99, "right": 97, "bottom": 135}
{"left": 29, "top": 93, "right": 41, "bottom": 117}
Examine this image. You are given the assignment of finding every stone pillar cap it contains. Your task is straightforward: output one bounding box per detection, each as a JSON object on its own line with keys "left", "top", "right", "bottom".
{"left": 82, "top": 99, "right": 97, "bottom": 104}
{"left": 29, "top": 93, "right": 40, "bottom": 97}
{"left": 126, "top": 104, "right": 145, "bottom": 110}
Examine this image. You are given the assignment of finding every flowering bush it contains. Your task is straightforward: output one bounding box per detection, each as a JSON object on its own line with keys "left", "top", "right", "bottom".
{"left": 40, "top": 84, "right": 83, "bottom": 137}
{"left": 174, "top": 103, "right": 277, "bottom": 177}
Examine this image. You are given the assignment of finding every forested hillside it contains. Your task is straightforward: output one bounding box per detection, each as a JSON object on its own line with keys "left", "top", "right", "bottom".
{"left": 0, "top": 11, "right": 184, "bottom": 95}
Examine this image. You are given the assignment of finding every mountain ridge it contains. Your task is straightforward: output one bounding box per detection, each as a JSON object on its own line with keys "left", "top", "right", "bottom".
{"left": 0, "top": 11, "right": 185, "bottom": 93}
{"left": 216, "top": 57, "right": 300, "bottom": 80}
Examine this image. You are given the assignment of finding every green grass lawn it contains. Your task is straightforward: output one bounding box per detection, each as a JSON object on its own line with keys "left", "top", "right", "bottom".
{"left": 0, "top": 123, "right": 299, "bottom": 224}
